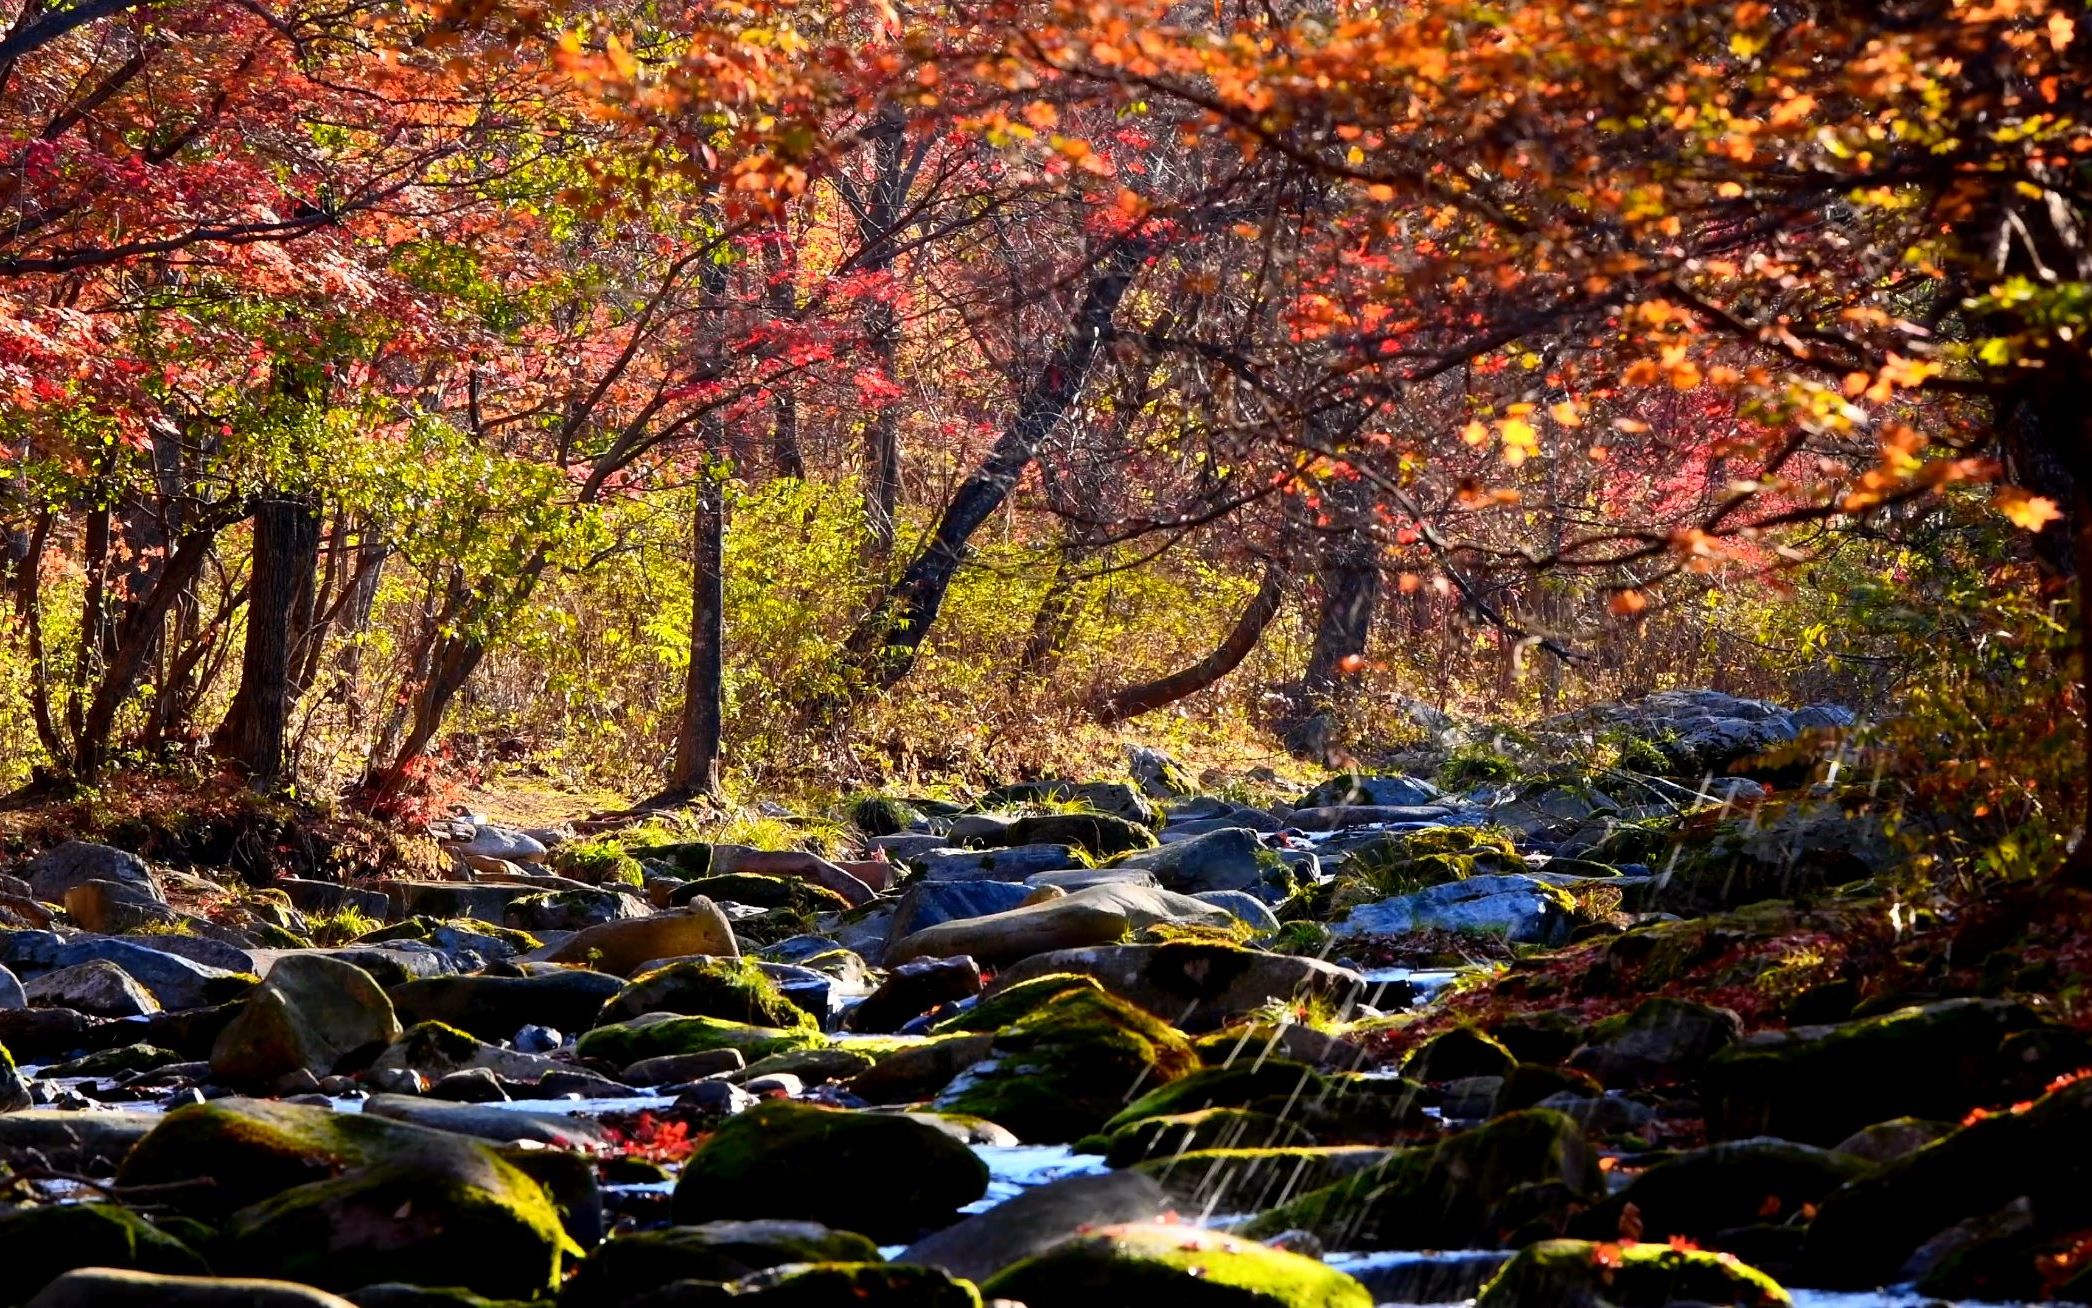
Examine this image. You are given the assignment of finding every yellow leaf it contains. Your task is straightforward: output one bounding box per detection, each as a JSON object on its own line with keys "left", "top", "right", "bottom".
{"left": 1996, "top": 487, "right": 2064, "bottom": 532}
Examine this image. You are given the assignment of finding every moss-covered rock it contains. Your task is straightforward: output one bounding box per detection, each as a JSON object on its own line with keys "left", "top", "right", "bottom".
{"left": 670, "top": 1102, "right": 989, "bottom": 1242}
{"left": 120, "top": 1098, "right": 575, "bottom": 1298}
{"left": 670, "top": 875, "right": 850, "bottom": 916}
{"left": 850, "top": 796, "right": 926, "bottom": 837}
{"left": 1404, "top": 1026, "right": 1517, "bottom": 1081}
{"left": 575, "top": 1014, "right": 824, "bottom": 1068}
{"left": 1474, "top": 1239, "right": 1790, "bottom": 1307}
{"left": 632, "top": 1263, "right": 981, "bottom": 1308}
{"left": 220, "top": 1138, "right": 577, "bottom": 1298}
{"left": 558, "top": 1223, "right": 881, "bottom": 1308}
{"left": 388, "top": 971, "right": 625, "bottom": 1042}
{"left": 1704, "top": 998, "right": 2049, "bottom": 1144}
{"left": 1096, "top": 1060, "right": 1331, "bottom": 1137}
{"left": 982, "top": 1223, "right": 1370, "bottom": 1308}
{"left": 1570, "top": 996, "right": 1742, "bottom": 1088}
{"left": 980, "top": 814, "right": 1156, "bottom": 858}
{"left": 927, "top": 973, "right": 1103, "bottom": 1034}
{"left": 932, "top": 988, "right": 1198, "bottom": 1143}
{"left": 552, "top": 839, "right": 646, "bottom": 888}
{"left": 43, "top": 1043, "right": 185, "bottom": 1078}
{"left": 1134, "top": 1146, "right": 1395, "bottom": 1214}
{"left": 1572, "top": 1140, "right": 1872, "bottom": 1242}
{"left": 1802, "top": 1074, "right": 2092, "bottom": 1288}
{"left": 1098, "top": 1108, "right": 1313, "bottom": 1167}
{"left": 597, "top": 957, "right": 813, "bottom": 1030}
{"left": 208, "top": 954, "right": 401, "bottom": 1086}
{"left": 0, "top": 1203, "right": 209, "bottom": 1305}
{"left": 1240, "top": 1109, "right": 1597, "bottom": 1249}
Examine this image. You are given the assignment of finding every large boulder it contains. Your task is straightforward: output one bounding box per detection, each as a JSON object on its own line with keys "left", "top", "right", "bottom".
{"left": 575, "top": 1013, "right": 822, "bottom": 1068}
{"left": 1299, "top": 774, "right": 1444, "bottom": 809}
{"left": 560, "top": 1222, "right": 880, "bottom": 1308}
{"left": 1241, "top": 1109, "right": 1598, "bottom": 1249}
{"left": 1330, "top": 875, "right": 1576, "bottom": 945}
{"left": 1569, "top": 996, "right": 1743, "bottom": 1088}
{"left": 933, "top": 988, "right": 1198, "bottom": 1142}
{"left": 24, "top": 959, "right": 159, "bottom": 1017}
{"left": 388, "top": 971, "right": 624, "bottom": 1042}
{"left": 527, "top": 903, "right": 738, "bottom": 976}
{"left": 369, "top": 1022, "right": 563, "bottom": 1083}
{"left": 1572, "top": 1139, "right": 1871, "bottom": 1242}
{"left": 120, "top": 1100, "right": 575, "bottom": 1297}
{"left": 65, "top": 879, "right": 177, "bottom": 933}
{"left": 917, "top": 845, "right": 1084, "bottom": 883}
{"left": 210, "top": 954, "right": 401, "bottom": 1086}
{"left": 0, "top": 932, "right": 255, "bottom": 1009}
{"left": 598, "top": 958, "right": 811, "bottom": 1030}
{"left": 987, "top": 942, "right": 1364, "bottom": 1032}
{"left": 845, "top": 956, "right": 983, "bottom": 1034}
{"left": 25, "top": 1272, "right": 358, "bottom": 1308}
{"left": 1802, "top": 1075, "right": 2092, "bottom": 1289}
{"left": 1112, "top": 828, "right": 1292, "bottom": 901}
{"left": 886, "top": 880, "right": 1036, "bottom": 941}
{"left": 0, "top": 1203, "right": 208, "bottom": 1304}
{"left": 885, "top": 883, "right": 1236, "bottom": 967}
{"left": 982, "top": 1223, "right": 1370, "bottom": 1308}
{"left": 1704, "top": 999, "right": 2050, "bottom": 1144}
{"left": 670, "top": 1101, "right": 989, "bottom": 1242}
{"left": 27, "top": 841, "right": 160, "bottom": 906}
{"left": 975, "top": 813, "right": 1156, "bottom": 859}
{"left": 1475, "top": 1239, "right": 1790, "bottom": 1308}
{"left": 899, "top": 1172, "right": 1168, "bottom": 1285}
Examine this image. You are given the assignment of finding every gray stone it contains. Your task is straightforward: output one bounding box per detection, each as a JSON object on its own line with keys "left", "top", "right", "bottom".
{"left": 919, "top": 844, "right": 1083, "bottom": 882}
{"left": 902, "top": 1170, "right": 1169, "bottom": 1283}
{"left": 989, "top": 942, "right": 1366, "bottom": 1031}
{"left": 866, "top": 833, "right": 950, "bottom": 862}
{"left": 64, "top": 879, "right": 176, "bottom": 933}
{"left": 622, "top": 1048, "right": 746, "bottom": 1086}
{"left": 359, "top": 1093, "right": 614, "bottom": 1149}
{"left": 26, "top": 842, "right": 160, "bottom": 906}
{"left": 210, "top": 954, "right": 400, "bottom": 1084}
{"left": 448, "top": 823, "right": 550, "bottom": 864}
{"left": 0, "top": 1108, "right": 156, "bottom": 1166}
{"left": 1114, "top": 827, "right": 1289, "bottom": 900}
{"left": 274, "top": 878, "right": 392, "bottom": 921}
{"left": 1288, "top": 804, "right": 1465, "bottom": 831}
{"left": 1299, "top": 773, "right": 1445, "bottom": 809}
{"left": 1332, "top": 874, "right": 1575, "bottom": 945}
{"left": 26, "top": 1271, "right": 360, "bottom": 1308}
{"left": 1023, "top": 868, "right": 1155, "bottom": 893}
{"left": 25, "top": 959, "right": 159, "bottom": 1016}
{"left": 1127, "top": 745, "right": 1194, "bottom": 798}
{"left": 1191, "top": 889, "right": 1281, "bottom": 933}
{"left": 888, "top": 879, "right": 1036, "bottom": 941}
{"left": 884, "top": 883, "right": 1236, "bottom": 966}
{"left": 118, "top": 931, "right": 256, "bottom": 975}
{"left": 0, "top": 963, "right": 23, "bottom": 1010}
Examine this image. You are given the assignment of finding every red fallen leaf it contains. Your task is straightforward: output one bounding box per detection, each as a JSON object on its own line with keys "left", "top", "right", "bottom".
{"left": 1758, "top": 1193, "right": 1783, "bottom": 1218}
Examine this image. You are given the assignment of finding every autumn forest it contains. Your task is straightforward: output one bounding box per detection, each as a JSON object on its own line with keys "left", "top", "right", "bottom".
{"left": 0, "top": 0, "right": 2089, "bottom": 1305}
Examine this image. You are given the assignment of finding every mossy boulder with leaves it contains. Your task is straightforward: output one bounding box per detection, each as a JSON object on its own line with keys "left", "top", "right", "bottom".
{"left": 1240, "top": 1109, "right": 1598, "bottom": 1249}
{"left": 553, "top": 838, "right": 646, "bottom": 887}
{"left": 933, "top": 988, "right": 1198, "bottom": 1142}
{"left": 1475, "top": 1239, "right": 1790, "bottom": 1308}
{"left": 0, "top": 1203, "right": 209, "bottom": 1305}
{"left": 983, "top": 1223, "right": 1371, "bottom": 1308}
{"left": 927, "top": 973, "right": 1105, "bottom": 1035}
{"left": 559, "top": 1222, "right": 881, "bottom": 1308}
{"left": 575, "top": 1014, "right": 824, "bottom": 1069}
{"left": 1572, "top": 1139, "right": 1871, "bottom": 1243}
{"left": 671, "top": 1102, "right": 988, "bottom": 1242}
{"left": 597, "top": 957, "right": 813, "bottom": 1030}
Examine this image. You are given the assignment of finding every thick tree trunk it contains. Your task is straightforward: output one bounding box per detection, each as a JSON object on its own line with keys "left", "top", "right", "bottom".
{"left": 855, "top": 104, "right": 914, "bottom": 555}
{"left": 215, "top": 491, "right": 321, "bottom": 786}
{"left": 1284, "top": 473, "right": 1381, "bottom": 760}
{"left": 843, "top": 237, "right": 1153, "bottom": 691}
{"left": 74, "top": 524, "right": 224, "bottom": 778}
{"left": 664, "top": 469, "right": 726, "bottom": 800}
{"left": 1095, "top": 555, "right": 1290, "bottom": 724}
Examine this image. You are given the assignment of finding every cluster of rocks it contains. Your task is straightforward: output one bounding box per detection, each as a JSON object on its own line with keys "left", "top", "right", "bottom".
{"left": 0, "top": 690, "right": 2071, "bottom": 1308}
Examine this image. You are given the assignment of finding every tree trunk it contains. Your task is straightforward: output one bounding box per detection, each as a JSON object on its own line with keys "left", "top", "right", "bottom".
{"left": 215, "top": 490, "right": 321, "bottom": 786}
{"left": 1284, "top": 473, "right": 1381, "bottom": 760}
{"left": 1095, "top": 554, "right": 1290, "bottom": 724}
{"left": 74, "top": 524, "right": 224, "bottom": 778}
{"left": 856, "top": 104, "right": 913, "bottom": 555}
{"left": 664, "top": 468, "right": 726, "bottom": 800}
{"left": 843, "top": 236, "right": 1153, "bottom": 691}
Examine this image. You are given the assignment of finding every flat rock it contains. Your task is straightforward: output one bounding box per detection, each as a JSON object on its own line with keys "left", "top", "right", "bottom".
{"left": 887, "top": 879, "right": 1036, "bottom": 941}
{"left": 1114, "top": 827, "right": 1289, "bottom": 900}
{"left": 918, "top": 844, "right": 1083, "bottom": 883}
{"left": 884, "top": 883, "right": 1236, "bottom": 966}
{"left": 27, "top": 842, "right": 160, "bottom": 906}
{"left": 25, "top": 959, "right": 160, "bottom": 1017}
{"left": 526, "top": 901, "right": 738, "bottom": 975}
{"left": 901, "top": 1171, "right": 1169, "bottom": 1284}
{"left": 1288, "top": 804, "right": 1467, "bottom": 831}
{"left": 447, "top": 824, "right": 550, "bottom": 864}
{"left": 359, "top": 1093, "right": 614, "bottom": 1150}
{"left": 1331, "top": 874, "right": 1576, "bottom": 945}
{"left": 26, "top": 1271, "right": 358, "bottom": 1308}
{"left": 388, "top": 969, "right": 624, "bottom": 1042}
{"left": 991, "top": 942, "right": 1366, "bottom": 1031}
{"left": 0, "top": 1109, "right": 158, "bottom": 1170}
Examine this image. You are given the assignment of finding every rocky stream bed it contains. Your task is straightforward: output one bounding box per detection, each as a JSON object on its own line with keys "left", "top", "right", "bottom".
{"left": 0, "top": 690, "right": 2082, "bottom": 1308}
